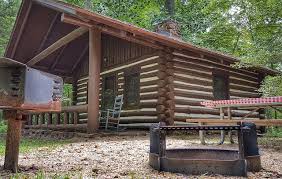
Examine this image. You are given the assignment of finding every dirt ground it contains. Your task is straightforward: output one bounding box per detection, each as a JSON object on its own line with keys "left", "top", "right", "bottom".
{"left": 0, "top": 132, "right": 281, "bottom": 178}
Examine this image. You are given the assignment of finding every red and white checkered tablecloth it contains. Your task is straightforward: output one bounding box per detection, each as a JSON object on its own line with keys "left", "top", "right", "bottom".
{"left": 201, "top": 96, "right": 282, "bottom": 108}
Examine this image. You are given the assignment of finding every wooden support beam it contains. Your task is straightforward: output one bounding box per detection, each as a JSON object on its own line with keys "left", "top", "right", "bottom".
{"left": 71, "top": 44, "right": 89, "bottom": 73}
{"left": 61, "top": 13, "right": 162, "bottom": 50}
{"left": 87, "top": 28, "right": 101, "bottom": 133}
{"left": 3, "top": 110, "right": 22, "bottom": 172}
{"left": 49, "top": 45, "right": 68, "bottom": 70}
{"left": 26, "top": 27, "right": 88, "bottom": 66}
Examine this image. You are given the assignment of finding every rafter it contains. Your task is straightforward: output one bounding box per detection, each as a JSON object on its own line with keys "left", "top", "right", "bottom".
{"left": 49, "top": 44, "right": 68, "bottom": 70}
{"left": 26, "top": 27, "right": 88, "bottom": 66}
{"left": 71, "top": 44, "right": 89, "bottom": 73}
{"left": 37, "top": 12, "right": 60, "bottom": 54}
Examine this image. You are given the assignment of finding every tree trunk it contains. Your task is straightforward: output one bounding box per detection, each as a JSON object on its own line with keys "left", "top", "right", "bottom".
{"left": 165, "top": 0, "right": 175, "bottom": 17}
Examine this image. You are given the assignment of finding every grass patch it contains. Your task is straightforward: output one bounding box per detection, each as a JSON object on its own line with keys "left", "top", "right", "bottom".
{"left": 0, "top": 120, "right": 7, "bottom": 133}
{"left": 266, "top": 127, "right": 282, "bottom": 138}
{"left": 0, "top": 137, "right": 71, "bottom": 156}
{"left": 10, "top": 170, "right": 75, "bottom": 179}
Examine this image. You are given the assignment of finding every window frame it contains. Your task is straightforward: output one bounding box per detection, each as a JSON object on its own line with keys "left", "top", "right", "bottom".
{"left": 101, "top": 73, "right": 117, "bottom": 110}
{"left": 124, "top": 66, "right": 140, "bottom": 109}
{"left": 212, "top": 71, "right": 230, "bottom": 100}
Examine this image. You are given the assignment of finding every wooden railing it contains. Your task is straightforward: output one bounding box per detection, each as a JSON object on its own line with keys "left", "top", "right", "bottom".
{"left": 25, "top": 105, "right": 88, "bottom": 131}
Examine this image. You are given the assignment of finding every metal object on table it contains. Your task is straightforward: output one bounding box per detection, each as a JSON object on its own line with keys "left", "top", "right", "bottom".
{"left": 149, "top": 123, "right": 261, "bottom": 177}
{"left": 0, "top": 58, "right": 63, "bottom": 112}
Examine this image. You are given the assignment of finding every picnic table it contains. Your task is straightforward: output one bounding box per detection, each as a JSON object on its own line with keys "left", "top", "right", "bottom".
{"left": 197, "top": 96, "right": 282, "bottom": 144}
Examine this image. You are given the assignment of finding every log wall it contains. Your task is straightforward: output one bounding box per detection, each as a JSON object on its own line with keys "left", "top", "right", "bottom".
{"left": 172, "top": 51, "right": 263, "bottom": 122}
{"left": 72, "top": 54, "right": 161, "bottom": 124}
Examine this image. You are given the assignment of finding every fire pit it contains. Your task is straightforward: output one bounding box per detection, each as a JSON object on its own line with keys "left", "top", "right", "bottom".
{"left": 149, "top": 123, "right": 261, "bottom": 177}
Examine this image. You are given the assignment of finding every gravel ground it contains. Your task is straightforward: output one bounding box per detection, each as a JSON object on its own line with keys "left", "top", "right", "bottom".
{"left": 0, "top": 133, "right": 281, "bottom": 178}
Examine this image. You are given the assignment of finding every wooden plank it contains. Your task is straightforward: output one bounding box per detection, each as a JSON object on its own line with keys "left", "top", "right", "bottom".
{"left": 185, "top": 119, "right": 282, "bottom": 126}
{"left": 3, "top": 110, "right": 22, "bottom": 172}
{"left": 26, "top": 27, "right": 88, "bottom": 66}
{"left": 87, "top": 28, "right": 101, "bottom": 133}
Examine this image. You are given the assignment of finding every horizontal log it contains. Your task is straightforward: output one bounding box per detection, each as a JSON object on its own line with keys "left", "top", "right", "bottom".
{"left": 121, "top": 110, "right": 157, "bottom": 117}
{"left": 140, "top": 87, "right": 158, "bottom": 93}
{"left": 174, "top": 56, "right": 259, "bottom": 82}
{"left": 140, "top": 71, "right": 158, "bottom": 79}
{"left": 174, "top": 75, "right": 212, "bottom": 86}
{"left": 174, "top": 60, "right": 212, "bottom": 73}
{"left": 173, "top": 54, "right": 258, "bottom": 78}
{"left": 174, "top": 83, "right": 213, "bottom": 93}
{"left": 230, "top": 91, "right": 260, "bottom": 98}
{"left": 119, "top": 117, "right": 159, "bottom": 124}
{"left": 140, "top": 102, "right": 157, "bottom": 108}
{"left": 175, "top": 90, "right": 213, "bottom": 100}
{"left": 175, "top": 98, "right": 202, "bottom": 106}
{"left": 230, "top": 78, "right": 259, "bottom": 88}
{"left": 140, "top": 80, "right": 158, "bottom": 87}
{"left": 185, "top": 119, "right": 282, "bottom": 126}
{"left": 141, "top": 65, "right": 158, "bottom": 73}
{"left": 140, "top": 93, "right": 158, "bottom": 100}
{"left": 174, "top": 67, "right": 211, "bottom": 79}
{"left": 229, "top": 84, "right": 257, "bottom": 93}
{"left": 175, "top": 107, "right": 190, "bottom": 113}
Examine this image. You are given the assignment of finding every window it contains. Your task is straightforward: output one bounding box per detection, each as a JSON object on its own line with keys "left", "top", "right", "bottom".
{"left": 102, "top": 75, "right": 116, "bottom": 109}
{"left": 124, "top": 68, "right": 140, "bottom": 108}
{"left": 213, "top": 73, "right": 229, "bottom": 100}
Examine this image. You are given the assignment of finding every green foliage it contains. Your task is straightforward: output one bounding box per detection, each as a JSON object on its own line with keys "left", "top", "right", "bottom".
{"left": 0, "top": 120, "right": 7, "bottom": 133}
{"left": 63, "top": 84, "right": 73, "bottom": 106}
{"left": 266, "top": 127, "right": 282, "bottom": 138}
{"left": 0, "top": 0, "right": 21, "bottom": 56}
{"left": 0, "top": 137, "right": 70, "bottom": 156}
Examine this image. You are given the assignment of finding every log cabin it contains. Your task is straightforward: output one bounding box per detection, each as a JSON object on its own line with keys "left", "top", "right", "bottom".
{"left": 3, "top": 0, "right": 278, "bottom": 132}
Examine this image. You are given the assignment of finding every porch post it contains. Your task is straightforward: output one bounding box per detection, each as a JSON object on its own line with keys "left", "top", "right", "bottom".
{"left": 87, "top": 28, "right": 101, "bottom": 133}
{"left": 4, "top": 110, "right": 22, "bottom": 172}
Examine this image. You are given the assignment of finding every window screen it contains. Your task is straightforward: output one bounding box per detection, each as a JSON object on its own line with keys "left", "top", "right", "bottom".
{"left": 102, "top": 75, "right": 116, "bottom": 109}
{"left": 124, "top": 72, "right": 140, "bottom": 108}
{"left": 213, "top": 74, "right": 229, "bottom": 100}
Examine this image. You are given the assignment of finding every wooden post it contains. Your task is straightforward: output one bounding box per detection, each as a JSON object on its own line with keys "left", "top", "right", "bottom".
{"left": 87, "top": 28, "right": 101, "bottom": 133}
{"left": 219, "top": 107, "right": 225, "bottom": 145}
{"left": 199, "top": 122, "right": 206, "bottom": 145}
{"left": 3, "top": 110, "right": 22, "bottom": 172}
